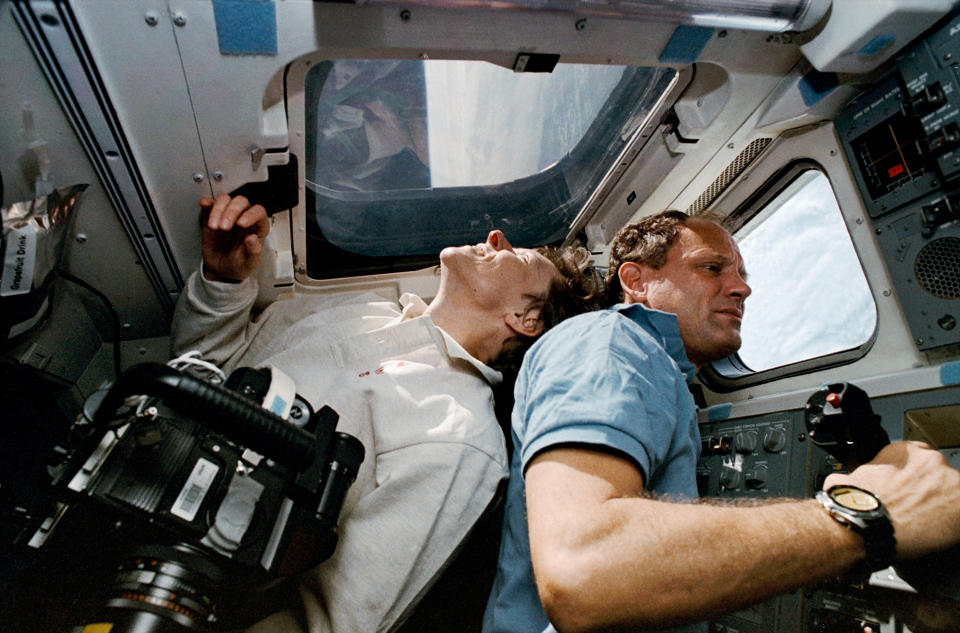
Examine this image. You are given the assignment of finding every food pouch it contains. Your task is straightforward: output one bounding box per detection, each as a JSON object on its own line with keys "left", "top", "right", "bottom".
{"left": 1, "top": 184, "right": 88, "bottom": 345}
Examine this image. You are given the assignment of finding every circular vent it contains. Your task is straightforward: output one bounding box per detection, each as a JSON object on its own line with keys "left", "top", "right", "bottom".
{"left": 915, "top": 237, "right": 960, "bottom": 299}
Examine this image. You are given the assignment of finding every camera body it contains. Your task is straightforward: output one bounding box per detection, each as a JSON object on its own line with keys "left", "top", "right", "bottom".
{"left": 26, "top": 363, "right": 364, "bottom": 632}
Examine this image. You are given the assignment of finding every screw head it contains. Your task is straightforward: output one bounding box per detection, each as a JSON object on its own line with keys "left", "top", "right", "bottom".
{"left": 575, "top": 18, "right": 587, "bottom": 31}
{"left": 173, "top": 12, "right": 186, "bottom": 27}
{"left": 212, "top": 171, "right": 223, "bottom": 182}
{"left": 193, "top": 172, "right": 205, "bottom": 183}
{"left": 144, "top": 11, "right": 159, "bottom": 26}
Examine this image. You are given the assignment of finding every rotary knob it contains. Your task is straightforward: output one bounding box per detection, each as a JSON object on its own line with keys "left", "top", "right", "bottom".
{"left": 745, "top": 465, "right": 768, "bottom": 489}
{"left": 735, "top": 431, "right": 759, "bottom": 454}
{"left": 719, "top": 467, "right": 742, "bottom": 491}
{"left": 763, "top": 428, "right": 787, "bottom": 453}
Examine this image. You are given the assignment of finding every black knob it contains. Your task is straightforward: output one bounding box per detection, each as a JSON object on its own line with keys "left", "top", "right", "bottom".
{"left": 719, "top": 467, "right": 742, "bottom": 490}
{"left": 763, "top": 428, "right": 787, "bottom": 453}
{"left": 745, "top": 465, "right": 768, "bottom": 489}
{"left": 735, "top": 431, "right": 759, "bottom": 454}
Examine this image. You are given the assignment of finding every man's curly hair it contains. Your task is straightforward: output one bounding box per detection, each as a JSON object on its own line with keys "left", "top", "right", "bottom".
{"left": 603, "top": 210, "right": 692, "bottom": 306}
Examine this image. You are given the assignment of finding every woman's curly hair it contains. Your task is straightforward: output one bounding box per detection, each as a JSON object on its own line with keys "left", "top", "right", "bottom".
{"left": 489, "top": 242, "right": 604, "bottom": 380}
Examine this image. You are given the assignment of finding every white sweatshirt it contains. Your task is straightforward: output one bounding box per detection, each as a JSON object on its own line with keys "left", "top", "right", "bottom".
{"left": 171, "top": 272, "right": 508, "bottom": 633}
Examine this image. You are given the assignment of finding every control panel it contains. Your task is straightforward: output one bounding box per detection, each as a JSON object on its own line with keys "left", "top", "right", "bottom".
{"left": 699, "top": 384, "right": 960, "bottom": 633}
{"left": 697, "top": 412, "right": 809, "bottom": 501}
{"left": 836, "top": 12, "right": 960, "bottom": 351}
{"left": 698, "top": 412, "right": 810, "bottom": 633}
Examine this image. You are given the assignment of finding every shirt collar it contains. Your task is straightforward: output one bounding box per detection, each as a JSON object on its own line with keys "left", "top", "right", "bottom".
{"left": 614, "top": 303, "right": 697, "bottom": 383}
{"left": 438, "top": 328, "right": 503, "bottom": 385}
{"left": 398, "top": 293, "right": 503, "bottom": 386}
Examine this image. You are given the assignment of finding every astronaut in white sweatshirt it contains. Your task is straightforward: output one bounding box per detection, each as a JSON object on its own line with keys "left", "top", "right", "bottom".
{"left": 171, "top": 194, "right": 598, "bottom": 633}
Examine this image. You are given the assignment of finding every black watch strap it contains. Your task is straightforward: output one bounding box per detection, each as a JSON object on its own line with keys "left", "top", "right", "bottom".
{"left": 859, "top": 517, "right": 897, "bottom": 572}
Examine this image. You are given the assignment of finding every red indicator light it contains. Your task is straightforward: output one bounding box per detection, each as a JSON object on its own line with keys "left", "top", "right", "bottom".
{"left": 888, "top": 163, "right": 905, "bottom": 178}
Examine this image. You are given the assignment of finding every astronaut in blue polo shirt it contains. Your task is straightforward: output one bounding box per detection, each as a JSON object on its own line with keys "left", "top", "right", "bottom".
{"left": 484, "top": 210, "right": 960, "bottom": 633}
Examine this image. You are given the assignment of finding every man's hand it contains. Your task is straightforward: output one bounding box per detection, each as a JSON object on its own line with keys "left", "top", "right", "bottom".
{"left": 825, "top": 440, "right": 960, "bottom": 560}
{"left": 200, "top": 194, "right": 270, "bottom": 283}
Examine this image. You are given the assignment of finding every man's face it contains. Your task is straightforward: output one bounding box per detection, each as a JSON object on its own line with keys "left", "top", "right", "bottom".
{"left": 635, "top": 220, "right": 751, "bottom": 367}
{"left": 439, "top": 230, "right": 558, "bottom": 320}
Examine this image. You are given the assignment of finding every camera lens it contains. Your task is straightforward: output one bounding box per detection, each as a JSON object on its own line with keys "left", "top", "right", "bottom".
{"left": 77, "top": 544, "right": 224, "bottom": 632}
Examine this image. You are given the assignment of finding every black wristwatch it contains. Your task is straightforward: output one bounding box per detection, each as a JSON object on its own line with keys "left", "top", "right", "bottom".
{"left": 815, "top": 484, "right": 897, "bottom": 572}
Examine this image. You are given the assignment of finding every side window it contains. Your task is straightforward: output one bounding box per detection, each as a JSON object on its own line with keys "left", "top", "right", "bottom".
{"left": 711, "top": 169, "right": 877, "bottom": 381}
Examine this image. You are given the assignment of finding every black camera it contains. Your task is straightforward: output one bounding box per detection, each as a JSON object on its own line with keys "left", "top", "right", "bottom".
{"left": 21, "top": 362, "right": 364, "bottom": 632}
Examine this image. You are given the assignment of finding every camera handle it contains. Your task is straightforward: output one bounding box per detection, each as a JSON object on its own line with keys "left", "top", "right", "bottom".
{"left": 94, "top": 362, "right": 319, "bottom": 472}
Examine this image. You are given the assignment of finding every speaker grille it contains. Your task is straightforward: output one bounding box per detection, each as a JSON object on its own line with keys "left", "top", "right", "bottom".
{"left": 915, "top": 237, "right": 960, "bottom": 299}
{"left": 687, "top": 138, "right": 772, "bottom": 215}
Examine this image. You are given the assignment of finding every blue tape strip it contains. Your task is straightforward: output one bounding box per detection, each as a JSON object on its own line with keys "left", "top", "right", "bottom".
{"left": 659, "top": 25, "right": 714, "bottom": 65}
{"left": 212, "top": 0, "right": 277, "bottom": 56}
{"left": 707, "top": 403, "right": 732, "bottom": 422}
{"left": 859, "top": 34, "right": 896, "bottom": 57}
{"left": 940, "top": 361, "right": 960, "bottom": 385}
{"left": 799, "top": 69, "right": 838, "bottom": 107}
{"left": 268, "top": 394, "right": 287, "bottom": 416}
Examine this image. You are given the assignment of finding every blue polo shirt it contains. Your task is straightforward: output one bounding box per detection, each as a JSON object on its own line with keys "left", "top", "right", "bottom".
{"left": 482, "top": 303, "right": 705, "bottom": 633}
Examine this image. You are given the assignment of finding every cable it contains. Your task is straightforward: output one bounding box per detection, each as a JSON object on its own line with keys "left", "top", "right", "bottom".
{"left": 56, "top": 268, "right": 122, "bottom": 379}
{"left": 167, "top": 350, "right": 226, "bottom": 384}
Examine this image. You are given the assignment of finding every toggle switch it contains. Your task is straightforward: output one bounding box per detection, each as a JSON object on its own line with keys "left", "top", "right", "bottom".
{"left": 911, "top": 82, "right": 947, "bottom": 117}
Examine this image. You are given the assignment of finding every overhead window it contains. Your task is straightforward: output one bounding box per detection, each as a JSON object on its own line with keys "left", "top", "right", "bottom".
{"left": 303, "top": 59, "right": 677, "bottom": 278}
{"left": 706, "top": 168, "right": 877, "bottom": 385}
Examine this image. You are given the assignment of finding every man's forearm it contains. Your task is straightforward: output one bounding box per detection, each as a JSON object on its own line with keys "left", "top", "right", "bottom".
{"left": 538, "top": 496, "right": 862, "bottom": 632}
{"left": 526, "top": 449, "right": 866, "bottom": 633}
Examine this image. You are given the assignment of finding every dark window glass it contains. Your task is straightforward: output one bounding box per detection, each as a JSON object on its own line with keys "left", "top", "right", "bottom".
{"left": 304, "top": 59, "right": 676, "bottom": 278}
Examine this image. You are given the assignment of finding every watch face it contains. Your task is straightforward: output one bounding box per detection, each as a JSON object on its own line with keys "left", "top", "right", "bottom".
{"left": 830, "top": 486, "right": 880, "bottom": 511}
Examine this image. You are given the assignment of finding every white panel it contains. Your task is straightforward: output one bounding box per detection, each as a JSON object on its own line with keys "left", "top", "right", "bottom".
{"left": 801, "top": 0, "right": 957, "bottom": 73}
{"left": 1, "top": 2, "right": 170, "bottom": 338}
{"left": 71, "top": 0, "right": 211, "bottom": 282}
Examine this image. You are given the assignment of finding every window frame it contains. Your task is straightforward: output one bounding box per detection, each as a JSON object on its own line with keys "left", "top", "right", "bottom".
{"left": 698, "top": 160, "right": 879, "bottom": 392}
